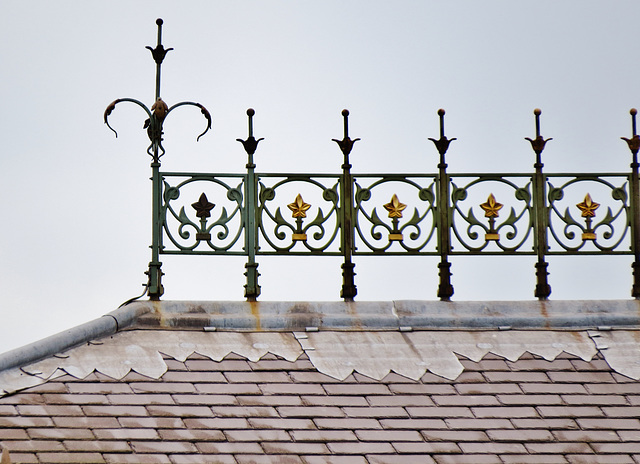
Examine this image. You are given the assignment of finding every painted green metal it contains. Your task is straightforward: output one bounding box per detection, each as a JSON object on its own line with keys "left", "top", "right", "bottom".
{"left": 106, "top": 19, "right": 640, "bottom": 303}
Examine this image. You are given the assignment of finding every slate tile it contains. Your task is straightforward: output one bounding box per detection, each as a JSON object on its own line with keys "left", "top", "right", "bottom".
{"left": 172, "top": 394, "right": 236, "bottom": 405}
{"left": 146, "top": 405, "right": 212, "bottom": 417}
{"left": 248, "top": 418, "right": 315, "bottom": 430}
{"left": 226, "top": 429, "right": 291, "bottom": 442}
{"left": 62, "top": 440, "right": 131, "bottom": 452}
{"left": 225, "top": 372, "right": 291, "bottom": 383}
{"left": 445, "top": 418, "right": 514, "bottom": 430}
{"left": 170, "top": 455, "right": 236, "bottom": 464}
{"left": 548, "top": 372, "right": 616, "bottom": 384}
{"left": 501, "top": 455, "right": 568, "bottom": 463}
{"left": 525, "top": 442, "right": 593, "bottom": 453}
{"left": 355, "top": 430, "right": 423, "bottom": 442}
{"left": 211, "top": 406, "right": 279, "bottom": 417}
{"left": 302, "top": 396, "right": 368, "bottom": 407}
{"left": 305, "top": 456, "right": 368, "bottom": 464}
{"left": 564, "top": 455, "right": 634, "bottom": 463}
{"left": 290, "top": 430, "right": 357, "bottom": 442}
{"left": 195, "top": 383, "right": 261, "bottom": 395}
{"left": 262, "top": 442, "right": 330, "bottom": 454}
{"left": 159, "top": 429, "right": 226, "bottom": 441}
{"left": 53, "top": 416, "right": 120, "bottom": 428}
{"left": 472, "top": 406, "right": 538, "bottom": 418}
{"left": 511, "top": 418, "right": 579, "bottom": 430}
{"left": 578, "top": 419, "right": 640, "bottom": 430}
{"left": 389, "top": 384, "right": 456, "bottom": 395}
{"left": 323, "top": 384, "right": 390, "bottom": 396}
{"left": 380, "top": 419, "right": 447, "bottom": 429}
{"left": 261, "top": 384, "right": 326, "bottom": 395}
{"left": 537, "top": 406, "right": 605, "bottom": 418}
{"left": 521, "top": 383, "right": 588, "bottom": 394}
{"left": 314, "top": 418, "right": 382, "bottom": 430}
{"left": 434, "top": 395, "right": 499, "bottom": 406}
{"left": 82, "top": 405, "right": 149, "bottom": 417}
{"left": 433, "top": 454, "right": 501, "bottom": 463}
{"left": 104, "top": 452, "right": 171, "bottom": 462}
{"left": 93, "top": 428, "right": 160, "bottom": 440}
{"left": 486, "top": 429, "right": 553, "bottom": 441}
{"left": 131, "top": 441, "right": 199, "bottom": 454}
{"left": 421, "top": 430, "right": 489, "bottom": 442}
{"left": 459, "top": 442, "right": 527, "bottom": 453}
{"left": 239, "top": 395, "right": 303, "bottom": 406}
{"left": 195, "top": 441, "right": 263, "bottom": 454}
{"left": 183, "top": 417, "right": 249, "bottom": 429}
{"left": 327, "top": 442, "right": 395, "bottom": 454}
{"left": 235, "top": 455, "right": 302, "bottom": 464}
{"left": 368, "top": 455, "right": 436, "bottom": 464}
{"left": 278, "top": 406, "right": 344, "bottom": 418}
{"left": 456, "top": 383, "right": 522, "bottom": 395}
{"left": 118, "top": 417, "right": 185, "bottom": 429}
{"left": 366, "top": 395, "right": 433, "bottom": 407}
{"left": 28, "top": 428, "right": 94, "bottom": 440}
{"left": 36, "top": 452, "right": 105, "bottom": 463}
{"left": 406, "top": 406, "right": 473, "bottom": 418}
{"left": 392, "top": 442, "right": 461, "bottom": 453}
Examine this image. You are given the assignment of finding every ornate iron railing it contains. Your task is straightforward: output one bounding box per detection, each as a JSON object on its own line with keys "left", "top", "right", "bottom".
{"left": 106, "top": 19, "right": 640, "bottom": 302}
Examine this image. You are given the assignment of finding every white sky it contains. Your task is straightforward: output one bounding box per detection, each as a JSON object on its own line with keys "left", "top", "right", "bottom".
{"left": 1, "top": 1, "right": 639, "bottom": 353}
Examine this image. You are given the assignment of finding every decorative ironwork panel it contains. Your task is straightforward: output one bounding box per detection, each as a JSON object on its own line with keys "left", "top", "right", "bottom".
{"left": 545, "top": 174, "right": 630, "bottom": 254}
{"left": 352, "top": 175, "right": 438, "bottom": 255}
{"left": 160, "top": 173, "right": 246, "bottom": 255}
{"left": 449, "top": 174, "right": 534, "bottom": 255}
{"left": 256, "top": 174, "right": 342, "bottom": 255}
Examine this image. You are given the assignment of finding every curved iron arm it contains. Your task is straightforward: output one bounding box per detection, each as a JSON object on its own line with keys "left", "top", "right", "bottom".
{"left": 104, "top": 98, "right": 153, "bottom": 138}
{"left": 166, "top": 101, "right": 212, "bottom": 141}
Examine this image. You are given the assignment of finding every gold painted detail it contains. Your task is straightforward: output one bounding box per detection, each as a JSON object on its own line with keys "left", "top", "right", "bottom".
{"left": 480, "top": 194, "right": 503, "bottom": 218}
{"left": 292, "top": 233, "right": 307, "bottom": 241}
{"left": 577, "top": 193, "right": 599, "bottom": 240}
{"left": 481, "top": 194, "right": 502, "bottom": 241}
{"left": 288, "top": 194, "right": 311, "bottom": 218}
{"left": 389, "top": 233, "right": 403, "bottom": 241}
{"left": 577, "top": 194, "right": 599, "bottom": 218}
{"left": 384, "top": 194, "right": 407, "bottom": 218}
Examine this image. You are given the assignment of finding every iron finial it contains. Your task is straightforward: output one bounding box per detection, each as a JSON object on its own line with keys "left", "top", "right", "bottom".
{"left": 146, "top": 18, "right": 173, "bottom": 66}
{"left": 333, "top": 109, "right": 360, "bottom": 157}
{"left": 526, "top": 108, "right": 552, "bottom": 164}
{"left": 429, "top": 108, "right": 456, "bottom": 163}
{"left": 622, "top": 108, "right": 640, "bottom": 157}
{"left": 237, "top": 108, "right": 264, "bottom": 156}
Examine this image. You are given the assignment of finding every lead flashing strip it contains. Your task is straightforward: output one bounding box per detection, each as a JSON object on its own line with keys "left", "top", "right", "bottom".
{"left": 4, "top": 329, "right": 639, "bottom": 397}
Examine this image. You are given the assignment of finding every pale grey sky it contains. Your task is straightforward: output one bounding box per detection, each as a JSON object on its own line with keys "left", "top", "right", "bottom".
{"left": 1, "top": 1, "right": 639, "bottom": 352}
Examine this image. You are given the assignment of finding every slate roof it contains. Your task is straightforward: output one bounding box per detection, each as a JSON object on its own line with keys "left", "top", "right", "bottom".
{"left": 0, "top": 300, "right": 639, "bottom": 463}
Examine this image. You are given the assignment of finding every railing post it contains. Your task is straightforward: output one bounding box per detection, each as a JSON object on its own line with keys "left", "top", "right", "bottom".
{"left": 526, "top": 108, "right": 552, "bottom": 300}
{"left": 238, "top": 109, "right": 264, "bottom": 301}
{"left": 429, "top": 109, "right": 456, "bottom": 301}
{"left": 333, "top": 110, "right": 360, "bottom": 301}
{"left": 146, "top": 19, "right": 171, "bottom": 301}
{"left": 622, "top": 108, "right": 640, "bottom": 298}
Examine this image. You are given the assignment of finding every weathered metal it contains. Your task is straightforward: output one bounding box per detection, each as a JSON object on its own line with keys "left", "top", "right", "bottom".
{"left": 106, "top": 20, "right": 640, "bottom": 302}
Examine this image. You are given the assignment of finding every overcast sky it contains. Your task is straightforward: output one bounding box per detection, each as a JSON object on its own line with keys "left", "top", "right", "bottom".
{"left": 1, "top": 1, "right": 639, "bottom": 353}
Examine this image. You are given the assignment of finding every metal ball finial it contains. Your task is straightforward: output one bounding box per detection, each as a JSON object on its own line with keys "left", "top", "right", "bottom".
{"left": 247, "top": 108, "right": 255, "bottom": 117}
{"left": 156, "top": 18, "right": 163, "bottom": 26}
{"left": 438, "top": 108, "right": 445, "bottom": 116}
{"left": 342, "top": 109, "right": 349, "bottom": 117}
{"left": 534, "top": 108, "right": 542, "bottom": 116}
{"left": 631, "top": 108, "right": 637, "bottom": 116}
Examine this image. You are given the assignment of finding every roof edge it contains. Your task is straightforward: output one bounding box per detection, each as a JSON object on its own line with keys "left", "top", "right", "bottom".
{"left": 0, "top": 303, "right": 153, "bottom": 373}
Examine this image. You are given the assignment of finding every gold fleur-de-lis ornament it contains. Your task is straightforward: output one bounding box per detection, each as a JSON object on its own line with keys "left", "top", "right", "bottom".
{"left": 287, "top": 194, "right": 311, "bottom": 218}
